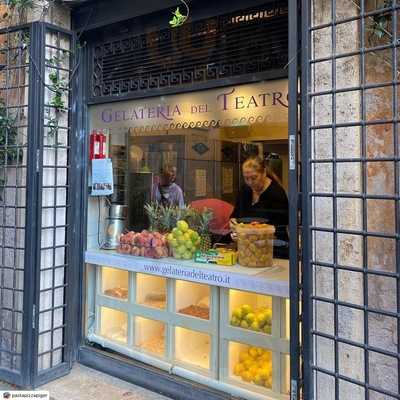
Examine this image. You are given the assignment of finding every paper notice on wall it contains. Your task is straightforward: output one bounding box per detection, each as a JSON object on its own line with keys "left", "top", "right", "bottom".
{"left": 195, "top": 169, "right": 207, "bottom": 197}
{"left": 91, "top": 158, "right": 114, "bottom": 196}
{"left": 222, "top": 167, "right": 233, "bottom": 194}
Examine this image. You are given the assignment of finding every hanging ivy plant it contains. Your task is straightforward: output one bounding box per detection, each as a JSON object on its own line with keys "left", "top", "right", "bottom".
{"left": 169, "top": 0, "right": 189, "bottom": 28}
{"left": 0, "top": 100, "right": 20, "bottom": 165}
{"left": 368, "top": 0, "right": 392, "bottom": 41}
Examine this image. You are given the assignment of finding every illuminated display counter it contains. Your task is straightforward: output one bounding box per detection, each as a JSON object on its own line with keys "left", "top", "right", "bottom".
{"left": 85, "top": 250, "right": 290, "bottom": 400}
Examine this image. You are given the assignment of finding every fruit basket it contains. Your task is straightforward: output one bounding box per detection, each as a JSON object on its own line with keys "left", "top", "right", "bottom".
{"left": 236, "top": 222, "right": 275, "bottom": 268}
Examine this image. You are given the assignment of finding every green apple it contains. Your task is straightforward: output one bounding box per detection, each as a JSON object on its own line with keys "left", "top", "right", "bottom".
{"left": 230, "top": 317, "right": 240, "bottom": 327}
{"left": 263, "top": 324, "right": 271, "bottom": 334}
{"left": 183, "top": 251, "right": 192, "bottom": 260}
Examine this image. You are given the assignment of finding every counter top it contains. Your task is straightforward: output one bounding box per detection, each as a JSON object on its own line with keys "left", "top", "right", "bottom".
{"left": 85, "top": 249, "right": 289, "bottom": 298}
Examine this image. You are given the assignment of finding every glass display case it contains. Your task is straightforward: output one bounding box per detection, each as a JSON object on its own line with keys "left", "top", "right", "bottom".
{"left": 99, "top": 307, "right": 128, "bottom": 344}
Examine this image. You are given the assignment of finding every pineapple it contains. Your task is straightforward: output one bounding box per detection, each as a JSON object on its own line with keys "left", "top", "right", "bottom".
{"left": 197, "top": 208, "right": 214, "bottom": 252}
{"left": 144, "top": 202, "right": 160, "bottom": 231}
{"left": 159, "top": 204, "right": 177, "bottom": 233}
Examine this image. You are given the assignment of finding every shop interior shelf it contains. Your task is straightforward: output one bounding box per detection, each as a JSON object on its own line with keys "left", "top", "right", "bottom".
{"left": 174, "top": 326, "right": 211, "bottom": 372}
{"left": 175, "top": 280, "right": 212, "bottom": 320}
{"left": 135, "top": 316, "right": 166, "bottom": 358}
{"left": 98, "top": 306, "right": 128, "bottom": 344}
{"left": 100, "top": 266, "right": 129, "bottom": 301}
{"left": 136, "top": 273, "right": 167, "bottom": 310}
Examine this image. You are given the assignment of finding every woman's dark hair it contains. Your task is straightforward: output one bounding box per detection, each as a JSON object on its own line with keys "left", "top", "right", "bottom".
{"left": 242, "top": 156, "right": 282, "bottom": 185}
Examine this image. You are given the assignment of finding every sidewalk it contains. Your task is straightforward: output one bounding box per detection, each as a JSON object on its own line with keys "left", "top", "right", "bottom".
{"left": 1, "top": 364, "right": 172, "bottom": 400}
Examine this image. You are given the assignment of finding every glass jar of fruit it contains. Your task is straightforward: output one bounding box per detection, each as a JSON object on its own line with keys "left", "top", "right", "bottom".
{"left": 236, "top": 222, "right": 275, "bottom": 268}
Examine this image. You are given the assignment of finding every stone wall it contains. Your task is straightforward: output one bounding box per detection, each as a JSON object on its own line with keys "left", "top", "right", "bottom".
{"left": 310, "top": 0, "right": 398, "bottom": 399}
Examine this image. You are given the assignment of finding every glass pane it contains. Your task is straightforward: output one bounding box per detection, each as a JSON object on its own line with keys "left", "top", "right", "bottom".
{"left": 229, "top": 289, "right": 272, "bottom": 334}
{"left": 176, "top": 281, "right": 210, "bottom": 320}
{"left": 136, "top": 273, "right": 167, "bottom": 309}
{"left": 229, "top": 341, "right": 273, "bottom": 389}
{"left": 135, "top": 317, "right": 165, "bottom": 358}
{"left": 99, "top": 307, "right": 128, "bottom": 344}
{"left": 175, "top": 327, "right": 210, "bottom": 370}
{"left": 101, "top": 267, "right": 129, "bottom": 300}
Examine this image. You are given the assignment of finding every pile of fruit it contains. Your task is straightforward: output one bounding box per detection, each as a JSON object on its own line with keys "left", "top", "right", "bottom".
{"left": 236, "top": 222, "right": 275, "bottom": 268}
{"left": 233, "top": 346, "right": 272, "bottom": 388}
{"left": 167, "top": 220, "right": 201, "bottom": 260}
{"left": 118, "top": 230, "right": 169, "bottom": 259}
{"left": 230, "top": 304, "right": 272, "bottom": 334}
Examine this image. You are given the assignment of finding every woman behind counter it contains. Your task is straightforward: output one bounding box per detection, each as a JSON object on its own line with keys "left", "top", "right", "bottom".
{"left": 230, "top": 156, "right": 289, "bottom": 259}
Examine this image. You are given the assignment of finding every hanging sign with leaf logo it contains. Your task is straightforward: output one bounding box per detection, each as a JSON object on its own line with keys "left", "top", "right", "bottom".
{"left": 169, "top": 0, "right": 189, "bottom": 28}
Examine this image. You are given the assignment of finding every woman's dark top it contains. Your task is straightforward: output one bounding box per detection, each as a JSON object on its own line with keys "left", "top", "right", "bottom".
{"left": 231, "top": 181, "right": 289, "bottom": 258}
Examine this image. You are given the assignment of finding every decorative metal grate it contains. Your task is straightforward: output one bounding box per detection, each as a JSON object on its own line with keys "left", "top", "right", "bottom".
{"left": 301, "top": 0, "right": 400, "bottom": 399}
{"left": 0, "top": 25, "right": 30, "bottom": 382}
{"left": 91, "top": 2, "right": 288, "bottom": 99}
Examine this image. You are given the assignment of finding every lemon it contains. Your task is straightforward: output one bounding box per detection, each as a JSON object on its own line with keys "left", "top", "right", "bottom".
{"left": 233, "top": 363, "right": 244, "bottom": 376}
{"left": 241, "top": 371, "right": 252, "bottom": 382}
{"left": 167, "top": 233, "right": 174, "bottom": 242}
{"left": 239, "top": 350, "right": 249, "bottom": 363}
{"left": 243, "top": 359, "right": 253, "bottom": 369}
{"left": 249, "top": 347, "right": 258, "bottom": 359}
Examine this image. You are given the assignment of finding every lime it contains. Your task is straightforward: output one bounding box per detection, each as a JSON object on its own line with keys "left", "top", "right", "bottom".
{"left": 240, "top": 320, "right": 249, "bottom": 329}
{"left": 241, "top": 304, "right": 253, "bottom": 316}
{"left": 245, "top": 313, "right": 256, "bottom": 324}
{"left": 177, "top": 220, "right": 189, "bottom": 232}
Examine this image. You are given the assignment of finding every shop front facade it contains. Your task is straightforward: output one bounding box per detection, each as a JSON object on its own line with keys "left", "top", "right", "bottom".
{"left": 0, "top": 1, "right": 398, "bottom": 400}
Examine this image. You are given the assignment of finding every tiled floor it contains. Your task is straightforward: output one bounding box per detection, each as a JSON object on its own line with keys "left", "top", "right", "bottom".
{"left": 1, "top": 364, "right": 171, "bottom": 400}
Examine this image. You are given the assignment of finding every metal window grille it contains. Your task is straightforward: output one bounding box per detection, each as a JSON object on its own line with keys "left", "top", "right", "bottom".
{"left": 0, "top": 25, "right": 29, "bottom": 385}
{"left": 0, "top": 21, "right": 74, "bottom": 387}
{"left": 90, "top": 2, "right": 289, "bottom": 101}
{"left": 301, "top": 0, "right": 400, "bottom": 399}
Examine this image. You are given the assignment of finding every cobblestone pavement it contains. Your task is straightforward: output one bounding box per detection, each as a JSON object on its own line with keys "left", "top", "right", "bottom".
{"left": 1, "top": 364, "right": 172, "bottom": 400}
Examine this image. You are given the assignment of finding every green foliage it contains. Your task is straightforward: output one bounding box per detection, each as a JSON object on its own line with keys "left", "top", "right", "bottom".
{"left": 2, "top": 0, "right": 35, "bottom": 19}
{"left": 0, "top": 99, "right": 20, "bottom": 166}
{"left": 169, "top": 6, "right": 187, "bottom": 28}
